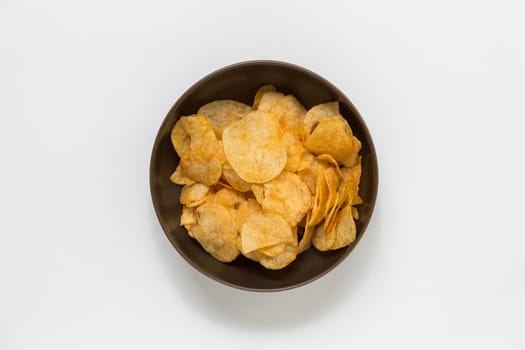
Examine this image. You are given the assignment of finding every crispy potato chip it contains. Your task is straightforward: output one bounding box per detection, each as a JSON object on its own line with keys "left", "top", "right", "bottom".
{"left": 253, "top": 85, "right": 276, "bottom": 110}
{"left": 240, "top": 212, "right": 293, "bottom": 254}
{"left": 323, "top": 166, "right": 341, "bottom": 217}
{"left": 180, "top": 206, "right": 196, "bottom": 227}
{"left": 222, "top": 111, "right": 287, "bottom": 183}
{"left": 304, "top": 102, "right": 340, "bottom": 136}
{"left": 308, "top": 160, "right": 329, "bottom": 226}
{"left": 211, "top": 188, "right": 246, "bottom": 209}
{"left": 312, "top": 220, "right": 336, "bottom": 251}
{"left": 331, "top": 204, "right": 357, "bottom": 250}
{"left": 171, "top": 115, "right": 221, "bottom": 158}
{"left": 283, "top": 133, "right": 306, "bottom": 172}
{"left": 304, "top": 116, "right": 360, "bottom": 167}
{"left": 198, "top": 100, "right": 251, "bottom": 138}
{"left": 250, "top": 184, "right": 264, "bottom": 203}
{"left": 236, "top": 198, "right": 262, "bottom": 233}
{"left": 298, "top": 213, "right": 314, "bottom": 254}
{"left": 169, "top": 164, "right": 195, "bottom": 185}
{"left": 259, "top": 243, "right": 287, "bottom": 257}
{"left": 258, "top": 243, "right": 297, "bottom": 270}
{"left": 257, "top": 91, "right": 284, "bottom": 112}
{"left": 259, "top": 171, "right": 311, "bottom": 227}
{"left": 340, "top": 159, "right": 362, "bottom": 206}
{"left": 179, "top": 183, "right": 211, "bottom": 207}
{"left": 316, "top": 154, "right": 342, "bottom": 178}
{"left": 189, "top": 202, "right": 239, "bottom": 262}
{"left": 180, "top": 151, "right": 222, "bottom": 186}
{"left": 222, "top": 166, "right": 251, "bottom": 192}
{"left": 269, "top": 95, "right": 306, "bottom": 141}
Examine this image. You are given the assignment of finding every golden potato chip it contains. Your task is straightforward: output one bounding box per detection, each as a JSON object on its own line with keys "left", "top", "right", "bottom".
{"left": 180, "top": 206, "right": 196, "bottom": 227}
{"left": 222, "top": 111, "right": 287, "bottom": 183}
{"left": 250, "top": 184, "right": 264, "bottom": 203}
{"left": 180, "top": 151, "right": 222, "bottom": 186}
{"left": 268, "top": 95, "right": 306, "bottom": 141}
{"left": 222, "top": 166, "right": 251, "bottom": 192}
{"left": 258, "top": 171, "right": 311, "bottom": 227}
{"left": 340, "top": 159, "right": 362, "bottom": 206}
{"left": 169, "top": 164, "right": 195, "bottom": 185}
{"left": 316, "top": 154, "right": 342, "bottom": 178}
{"left": 211, "top": 188, "right": 246, "bottom": 209}
{"left": 283, "top": 133, "right": 306, "bottom": 172}
{"left": 258, "top": 243, "right": 297, "bottom": 270}
{"left": 236, "top": 198, "right": 262, "bottom": 233}
{"left": 259, "top": 243, "right": 287, "bottom": 257}
{"left": 198, "top": 100, "right": 252, "bottom": 138}
{"left": 352, "top": 206, "right": 359, "bottom": 220}
{"left": 170, "top": 114, "right": 221, "bottom": 158}
{"left": 257, "top": 91, "right": 284, "bottom": 112}
{"left": 312, "top": 220, "right": 336, "bottom": 251}
{"left": 298, "top": 213, "right": 314, "bottom": 254}
{"left": 252, "top": 85, "right": 276, "bottom": 110}
{"left": 179, "top": 183, "right": 211, "bottom": 207}
{"left": 304, "top": 102, "right": 339, "bottom": 136}
{"left": 331, "top": 204, "right": 357, "bottom": 250}
{"left": 188, "top": 202, "right": 239, "bottom": 262}
{"left": 323, "top": 166, "right": 341, "bottom": 217}
{"left": 304, "top": 116, "right": 360, "bottom": 167}
{"left": 240, "top": 212, "right": 293, "bottom": 254}
{"left": 308, "top": 160, "right": 329, "bottom": 226}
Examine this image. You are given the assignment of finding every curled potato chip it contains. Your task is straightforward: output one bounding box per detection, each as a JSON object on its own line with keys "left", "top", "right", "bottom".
{"left": 308, "top": 160, "right": 329, "bottom": 226}
{"left": 211, "top": 188, "right": 246, "bottom": 209}
{"left": 297, "top": 151, "right": 315, "bottom": 171}
{"left": 169, "top": 164, "right": 195, "bottom": 185}
{"left": 296, "top": 168, "right": 316, "bottom": 195}
{"left": 304, "top": 102, "right": 339, "bottom": 136}
{"left": 236, "top": 198, "right": 262, "bottom": 233}
{"left": 305, "top": 116, "right": 360, "bottom": 167}
{"left": 312, "top": 220, "right": 335, "bottom": 251}
{"left": 331, "top": 204, "right": 357, "bottom": 250}
{"left": 257, "top": 91, "right": 284, "bottom": 112}
{"left": 222, "top": 111, "right": 287, "bottom": 183}
{"left": 323, "top": 166, "right": 341, "bottom": 217}
{"left": 240, "top": 212, "right": 293, "bottom": 254}
{"left": 189, "top": 202, "right": 239, "bottom": 262}
{"left": 180, "top": 151, "right": 222, "bottom": 186}
{"left": 222, "top": 166, "right": 251, "bottom": 192}
{"left": 259, "top": 171, "right": 311, "bottom": 227}
{"left": 253, "top": 85, "right": 276, "bottom": 110}
{"left": 180, "top": 183, "right": 211, "bottom": 207}
{"left": 198, "top": 100, "right": 252, "bottom": 138}
{"left": 298, "top": 213, "right": 314, "bottom": 254}
{"left": 340, "top": 159, "right": 362, "bottom": 207}
{"left": 316, "top": 154, "right": 342, "bottom": 178}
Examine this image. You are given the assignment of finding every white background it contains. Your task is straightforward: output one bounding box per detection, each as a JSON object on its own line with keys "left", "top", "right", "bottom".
{"left": 1, "top": 0, "right": 524, "bottom": 349}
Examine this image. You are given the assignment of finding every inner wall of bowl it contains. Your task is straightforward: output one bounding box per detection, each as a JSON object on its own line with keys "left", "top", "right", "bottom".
{"left": 151, "top": 62, "right": 377, "bottom": 291}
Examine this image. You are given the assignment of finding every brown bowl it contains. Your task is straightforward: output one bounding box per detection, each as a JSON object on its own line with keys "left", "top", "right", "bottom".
{"left": 150, "top": 60, "right": 378, "bottom": 291}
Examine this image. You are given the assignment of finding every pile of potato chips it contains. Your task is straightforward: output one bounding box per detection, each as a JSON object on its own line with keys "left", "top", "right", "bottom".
{"left": 170, "top": 85, "right": 362, "bottom": 270}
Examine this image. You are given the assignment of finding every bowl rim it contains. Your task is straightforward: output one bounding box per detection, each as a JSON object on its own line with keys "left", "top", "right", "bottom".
{"left": 149, "top": 60, "right": 379, "bottom": 292}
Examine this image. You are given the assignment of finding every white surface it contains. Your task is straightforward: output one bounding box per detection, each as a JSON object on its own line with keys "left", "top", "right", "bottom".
{"left": 1, "top": 0, "right": 524, "bottom": 349}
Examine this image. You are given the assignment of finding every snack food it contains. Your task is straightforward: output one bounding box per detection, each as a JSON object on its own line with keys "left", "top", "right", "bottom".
{"left": 170, "top": 86, "right": 362, "bottom": 269}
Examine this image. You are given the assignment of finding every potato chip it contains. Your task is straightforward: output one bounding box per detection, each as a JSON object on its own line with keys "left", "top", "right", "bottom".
{"left": 316, "top": 154, "right": 342, "bottom": 178}
{"left": 268, "top": 95, "right": 306, "bottom": 141}
{"left": 169, "top": 164, "right": 195, "bottom": 185}
{"left": 304, "top": 102, "right": 339, "bottom": 136}
{"left": 259, "top": 243, "right": 287, "bottom": 257}
{"left": 252, "top": 85, "right": 276, "bottom": 110}
{"left": 180, "top": 151, "right": 222, "bottom": 186}
{"left": 257, "top": 91, "right": 284, "bottom": 112}
{"left": 283, "top": 133, "right": 306, "bottom": 172}
{"left": 179, "top": 183, "right": 211, "bottom": 207}
{"left": 258, "top": 243, "right": 297, "bottom": 270}
{"left": 180, "top": 206, "right": 196, "bottom": 227}
{"left": 236, "top": 198, "right": 262, "bottom": 233}
{"left": 258, "top": 171, "right": 311, "bottom": 227}
{"left": 304, "top": 116, "right": 360, "bottom": 167}
{"left": 340, "top": 158, "right": 362, "bottom": 206}
{"left": 211, "top": 187, "right": 246, "bottom": 209}
{"left": 352, "top": 206, "right": 359, "bottom": 220}
{"left": 330, "top": 204, "right": 357, "bottom": 250}
{"left": 298, "top": 214, "right": 314, "bottom": 254}
{"left": 323, "top": 166, "right": 341, "bottom": 217}
{"left": 240, "top": 212, "right": 293, "bottom": 254}
{"left": 222, "top": 166, "right": 251, "bottom": 192}
{"left": 198, "top": 100, "right": 252, "bottom": 138}
{"left": 312, "top": 220, "right": 336, "bottom": 251}
{"left": 171, "top": 114, "right": 221, "bottom": 158}
{"left": 308, "top": 160, "right": 329, "bottom": 226}
{"left": 189, "top": 202, "right": 239, "bottom": 262}
{"left": 222, "top": 111, "right": 287, "bottom": 183}
{"left": 250, "top": 184, "right": 264, "bottom": 203}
